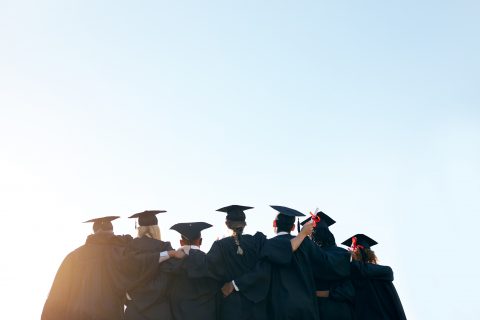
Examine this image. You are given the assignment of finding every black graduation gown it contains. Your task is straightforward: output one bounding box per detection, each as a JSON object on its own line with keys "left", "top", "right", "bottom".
{"left": 185, "top": 232, "right": 268, "bottom": 320}
{"left": 169, "top": 249, "right": 221, "bottom": 320}
{"left": 41, "top": 234, "right": 159, "bottom": 320}
{"left": 264, "top": 234, "right": 351, "bottom": 320}
{"left": 124, "top": 236, "right": 175, "bottom": 320}
{"left": 350, "top": 261, "right": 407, "bottom": 320}
{"left": 314, "top": 246, "right": 355, "bottom": 320}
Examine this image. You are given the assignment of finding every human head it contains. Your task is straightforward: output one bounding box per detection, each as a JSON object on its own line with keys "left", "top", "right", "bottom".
{"left": 180, "top": 235, "right": 202, "bottom": 247}
{"left": 128, "top": 210, "right": 166, "bottom": 240}
{"left": 270, "top": 205, "right": 305, "bottom": 234}
{"left": 342, "top": 234, "right": 378, "bottom": 264}
{"left": 312, "top": 222, "right": 336, "bottom": 247}
{"left": 216, "top": 205, "right": 252, "bottom": 235}
{"left": 273, "top": 214, "right": 295, "bottom": 234}
{"left": 93, "top": 221, "right": 113, "bottom": 233}
{"left": 83, "top": 216, "right": 119, "bottom": 234}
{"left": 352, "top": 247, "right": 378, "bottom": 264}
{"left": 170, "top": 222, "right": 212, "bottom": 247}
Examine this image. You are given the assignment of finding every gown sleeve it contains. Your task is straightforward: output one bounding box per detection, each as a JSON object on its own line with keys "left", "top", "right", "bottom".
{"left": 329, "top": 279, "right": 355, "bottom": 303}
{"left": 231, "top": 259, "right": 272, "bottom": 303}
{"left": 261, "top": 236, "right": 293, "bottom": 265}
{"left": 306, "top": 238, "right": 351, "bottom": 281}
{"left": 41, "top": 253, "right": 76, "bottom": 320}
{"left": 185, "top": 240, "right": 226, "bottom": 281}
{"left": 232, "top": 236, "right": 293, "bottom": 303}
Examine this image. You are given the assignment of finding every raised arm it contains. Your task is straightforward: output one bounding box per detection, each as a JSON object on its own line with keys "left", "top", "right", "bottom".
{"left": 290, "top": 221, "right": 314, "bottom": 251}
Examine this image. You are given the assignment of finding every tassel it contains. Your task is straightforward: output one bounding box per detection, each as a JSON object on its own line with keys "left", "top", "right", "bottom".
{"left": 297, "top": 218, "right": 300, "bottom": 233}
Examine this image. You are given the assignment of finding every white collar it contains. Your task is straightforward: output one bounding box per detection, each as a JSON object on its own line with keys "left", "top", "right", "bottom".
{"left": 190, "top": 245, "right": 201, "bottom": 250}
{"left": 276, "top": 231, "right": 290, "bottom": 236}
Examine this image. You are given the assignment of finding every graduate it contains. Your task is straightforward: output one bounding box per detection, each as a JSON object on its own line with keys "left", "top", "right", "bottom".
{"left": 342, "top": 234, "right": 407, "bottom": 320}
{"left": 169, "top": 222, "right": 220, "bottom": 320}
{"left": 124, "top": 210, "right": 179, "bottom": 320}
{"left": 41, "top": 216, "right": 162, "bottom": 320}
{"left": 179, "top": 205, "right": 271, "bottom": 320}
{"left": 259, "top": 206, "right": 351, "bottom": 320}
{"left": 301, "top": 211, "right": 355, "bottom": 320}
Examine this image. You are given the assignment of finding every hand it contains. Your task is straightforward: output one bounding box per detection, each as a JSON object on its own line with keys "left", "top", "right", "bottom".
{"left": 221, "top": 281, "right": 235, "bottom": 297}
{"left": 300, "top": 221, "right": 314, "bottom": 237}
{"left": 316, "top": 290, "right": 329, "bottom": 298}
{"left": 169, "top": 249, "right": 186, "bottom": 259}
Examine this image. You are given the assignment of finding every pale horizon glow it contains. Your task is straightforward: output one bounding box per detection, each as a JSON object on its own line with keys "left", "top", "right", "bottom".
{"left": 1, "top": 1, "right": 479, "bottom": 319}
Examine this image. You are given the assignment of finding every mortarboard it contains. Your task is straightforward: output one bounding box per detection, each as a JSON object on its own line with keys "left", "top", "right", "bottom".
{"left": 128, "top": 210, "right": 166, "bottom": 227}
{"left": 300, "top": 211, "right": 336, "bottom": 227}
{"left": 83, "top": 216, "right": 120, "bottom": 223}
{"left": 270, "top": 205, "right": 305, "bottom": 217}
{"left": 83, "top": 216, "right": 119, "bottom": 232}
{"left": 342, "top": 233, "right": 378, "bottom": 249}
{"left": 217, "top": 205, "right": 253, "bottom": 221}
{"left": 170, "top": 222, "right": 212, "bottom": 241}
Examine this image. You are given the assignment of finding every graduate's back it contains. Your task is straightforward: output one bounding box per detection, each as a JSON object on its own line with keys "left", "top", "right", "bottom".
{"left": 267, "top": 234, "right": 320, "bottom": 320}
{"left": 168, "top": 221, "right": 220, "bottom": 320}
{"left": 124, "top": 236, "right": 175, "bottom": 320}
{"left": 213, "top": 232, "right": 267, "bottom": 279}
{"left": 42, "top": 233, "right": 158, "bottom": 320}
{"left": 186, "top": 232, "right": 268, "bottom": 320}
{"left": 314, "top": 245, "right": 355, "bottom": 320}
{"left": 350, "top": 262, "right": 407, "bottom": 320}
{"left": 342, "top": 234, "right": 407, "bottom": 320}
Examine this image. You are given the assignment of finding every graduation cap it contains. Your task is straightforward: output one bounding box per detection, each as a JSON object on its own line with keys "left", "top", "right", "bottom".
{"left": 128, "top": 210, "right": 166, "bottom": 227}
{"left": 83, "top": 216, "right": 119, "bottom": 232}
{"left": 217, "top": 205, "right": 253, "bottom": 222}
{"left": 270, "top": 205, "right": 305, "bottom": 217}
{"left": 300, "top": 211, "right": 336, "bottom": 227}
{"left": 341, "top": 234, "right": 378, "bottom": 249}
{"left": 170, "top": 222, "right": 212, "bottom": 241}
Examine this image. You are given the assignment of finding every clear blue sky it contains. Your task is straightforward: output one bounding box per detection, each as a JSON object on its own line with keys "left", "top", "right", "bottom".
{"left": 1, "top": 1, "right": 479, "bottom": 319}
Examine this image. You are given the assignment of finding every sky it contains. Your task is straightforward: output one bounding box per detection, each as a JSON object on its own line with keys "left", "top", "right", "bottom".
{"left": 0, "top": 1, "right": 479, "bottom": 319}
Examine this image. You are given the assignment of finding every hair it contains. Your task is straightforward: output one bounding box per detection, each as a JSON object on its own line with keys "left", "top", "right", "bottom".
{"left": 93, "top": 221, "right": 113, "bottom": 233}
{"left": 181, "top": 235, "right": 201, "bottom": 246}
{"left": 137, "top": 225, "right": 161, "bottom": 240}
{"left": 225, "top": 219, "right": 246, "bottom": 255}
{"left": 276, "top": 214, "right": 295, "bottom": 233}
{"left": 312, "top": 223, "right": 336, "bottom": 247}
{"left": 352, "top": 247, "right": 378, "bottom": 264}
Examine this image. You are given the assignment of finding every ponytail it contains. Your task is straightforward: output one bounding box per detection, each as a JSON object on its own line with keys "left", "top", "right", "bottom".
{"left": 232, "top": 227, "right": 244, "bottom": 255}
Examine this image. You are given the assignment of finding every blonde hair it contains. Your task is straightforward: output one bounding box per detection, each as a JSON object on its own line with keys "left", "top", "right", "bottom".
{"left": 137, "top": 225, "right": 161, "bottom": 240}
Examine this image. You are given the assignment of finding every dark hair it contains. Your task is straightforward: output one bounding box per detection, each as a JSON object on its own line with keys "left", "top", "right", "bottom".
{"left": 225, "top": 220, "right": 246, "bottom": 255}
{"left": 352, "top": 247, "right": 378, "bottom": 264}
{"left": 181, "top": 235, "right": 201, "bottom": 245}
{"left": 93, "top": 221, "right": 113, "bottom": 233}
{"left": 312, "top": 223, "right": 336, "bottom": 247}
{"left": 276, "top": 214, "right": 295, "bottom": 233}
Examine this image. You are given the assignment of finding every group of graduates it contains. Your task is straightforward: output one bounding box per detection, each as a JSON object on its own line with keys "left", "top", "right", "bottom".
{"left": 41, "top": 205, "right": 407, "bottom": 320}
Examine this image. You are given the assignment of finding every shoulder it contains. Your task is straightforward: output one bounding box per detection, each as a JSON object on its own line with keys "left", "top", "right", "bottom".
{"left": 353, "top": 262, "right": 394, "bottom": 281}
{"left": 130, "top": 237, "right": 171, "bottom": 251}
{"left": 253, "top": 231, "right": 267, "bottom": 241}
